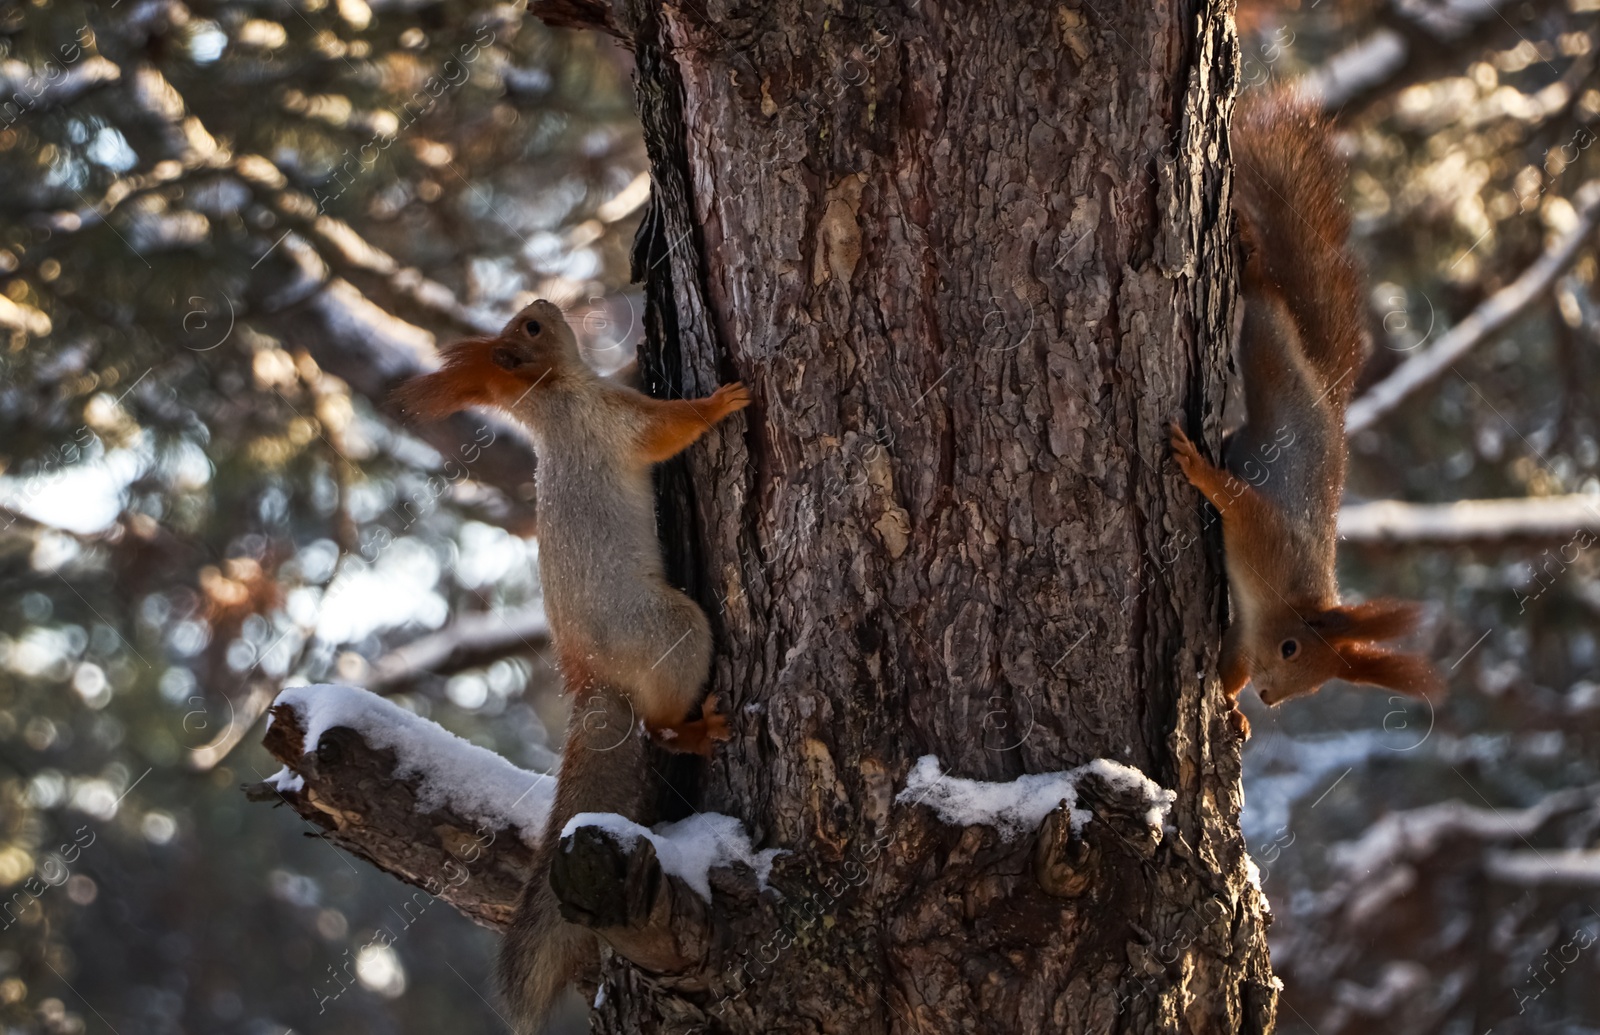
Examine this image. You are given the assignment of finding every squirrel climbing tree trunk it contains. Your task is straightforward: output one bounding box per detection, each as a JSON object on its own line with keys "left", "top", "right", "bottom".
{"left": 259, "top": 1, "right": 1276, "bottom": 1032}
{"left": 583, "top": 0, "right": 1272, "bottom": 1031}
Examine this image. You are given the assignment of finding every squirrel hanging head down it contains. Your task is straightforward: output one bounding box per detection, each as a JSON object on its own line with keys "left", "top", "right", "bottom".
{"left": 394, "top": 299, "right": 748, "bottom": 1032}
{"left": 1236, "top": 595, "right": 1440, "bottom": 707}
{"left": 1169, "top": 92, "right": 1442, "bottom": 734}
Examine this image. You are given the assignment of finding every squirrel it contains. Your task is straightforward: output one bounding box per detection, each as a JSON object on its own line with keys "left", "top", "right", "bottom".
{"left": 393, "top": 299, "right": 748, "bottom": 1032}
{"left": 1168, "top": 91, "right": 1441, "bottom": 734}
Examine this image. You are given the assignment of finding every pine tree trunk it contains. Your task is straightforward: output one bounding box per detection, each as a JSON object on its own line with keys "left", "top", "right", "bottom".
{"left": 557, "top": 0, "right": 1276, "bottom": 1032}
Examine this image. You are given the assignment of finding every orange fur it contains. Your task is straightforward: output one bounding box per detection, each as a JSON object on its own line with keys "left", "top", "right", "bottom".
{"left": 634, "top": 383, "right": 752, "bottom": 464}
{"left": 1232, "top": 91, "right": 1366, "bottom": 405}
{"left": 1220, "top": 628, "right": 1251, "bottom": 702}
{"left": 390, "top": 338, "right": 556, "bottom": 420}
{"left": 1313, "top": 597, "right": 1427, "bottom": 646}
{"left": 1166, "top": 448, "right": 1443, "bottom": 712}
{"left": 555, "top": 644, "right": 600, "bottom": 699}
{"left": 1334, "top": 641, "right": 1444, "bottom": 699}
{"left": 557, "top": 639, "right": 729, "bottom": 757}
{"left": 1168, "top": 424, "right": 1296, "bottom": 557}
{"left": 1167, "top": 93, "right": 1443, "bottom": 734}
{"left": 649, "top": 694, "right": 731, "bottom": 756}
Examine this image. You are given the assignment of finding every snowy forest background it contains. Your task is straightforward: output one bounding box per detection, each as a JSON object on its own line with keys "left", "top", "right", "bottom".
{"left": 1, "top": 1, "right": 1598, "bottom": 1033}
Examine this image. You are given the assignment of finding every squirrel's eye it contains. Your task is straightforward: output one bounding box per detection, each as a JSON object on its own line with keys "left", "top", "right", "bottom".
{"left": 523, "top": 319, "right": 542, "bottom": 336}
{"left": 1280, "top": 639, "right": 1299, "bottom": 660}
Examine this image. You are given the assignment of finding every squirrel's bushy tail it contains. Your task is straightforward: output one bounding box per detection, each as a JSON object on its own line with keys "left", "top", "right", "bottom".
{"left": 499, "top": 681, "right": 646, "bottom": 1033}
{"left": 1231, "top": 89, "right": 1367, "bottom": 401}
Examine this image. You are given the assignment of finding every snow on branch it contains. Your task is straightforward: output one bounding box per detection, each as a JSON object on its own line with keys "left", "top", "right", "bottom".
{"left": 248, "top": 684, "right": 554, "bottom": 929}
{"left": 1299, "top": 785, "right": 1600, "bottom": 933}
{"left": 543, "top": 756, "right": 1185, "bottom": 981}
{"left": 249, "top": 684, "right": 778, "bottom": 957}
{"left": 1339, "top": 494, "right": 1600, "bottom": 544}
{"left": 267, "top": 273, "right": 541, "bottom": 530}
{"left": 250, "top": 694, "right": 1189, "bottom": 967}
{"left": 1300, "top": 29, "right": 1408, "bottom": 113}
{"left": 274, "top": 684, "right": 554, "bottom": 840}
{"left": 560, "top": 813, "right": 782, "bottom": 901}
{"left": 897, "top": 755, "right": 1175, "bottom": 841}
{"left": 1485, "top": 847, "right": 1600, "bottom": 886}
{"left": 1329, "top": 788, "right": 1595, "bottom": 880}
{"left": 897, "top": 755, "right": 1180, "bottom": 901}
{"left": 1346, "top": 181, "right": 1600, "bottom": 435}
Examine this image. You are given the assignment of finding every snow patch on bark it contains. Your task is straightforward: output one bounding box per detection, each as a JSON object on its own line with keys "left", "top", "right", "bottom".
{"left": 897, "top": 754, "right": 1175, "bottom": 841}
{"left": 265, "top": 766, "right": 304, "bottom": 793}
{"left": 561, "top": 811, "right": 782, "bottom": 900}
{"left": 274, "top": 683, "right": 553, "bottom": 842}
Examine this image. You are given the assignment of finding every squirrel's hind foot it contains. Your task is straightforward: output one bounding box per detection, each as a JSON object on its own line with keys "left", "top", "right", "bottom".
{"left": 649, "top": 694, "right": 731, "bottom": 756}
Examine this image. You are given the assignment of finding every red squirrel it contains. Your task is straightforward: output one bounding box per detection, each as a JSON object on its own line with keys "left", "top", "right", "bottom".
{"left": 393, "top": 300, "right": 747, "bottom": 1032}
{"left": 1168, "top": 93, "right": 1441, "bottom": 734}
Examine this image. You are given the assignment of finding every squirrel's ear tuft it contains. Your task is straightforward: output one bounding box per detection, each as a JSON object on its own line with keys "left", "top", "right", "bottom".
{"left": 1337, "top": 642, "right": 1444, "bottom": 699}
{"left": 1309, "top": 599, "right": 1442, "bottom": 698}
{"left": 390, "top": 339, "right": 499, "bottom": 421}
{"left": 1313, "top": 597, "right": 1427, "bottom": 645}
{"left": 390, "top": 372, "right": 454, "bottom": 421}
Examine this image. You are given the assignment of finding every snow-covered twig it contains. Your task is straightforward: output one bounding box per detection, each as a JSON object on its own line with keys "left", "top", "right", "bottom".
{"left": 250, "top": 683, "right": 779, "bottom": 958}
{"left": 1346, "top": 182, "right": 1600, "bottom": 435}
{"left": 249, "top": 684, "right": 553, "bottom": 929}
{"left": 1339, "top": 494, "right": 1600, "bottom": 544}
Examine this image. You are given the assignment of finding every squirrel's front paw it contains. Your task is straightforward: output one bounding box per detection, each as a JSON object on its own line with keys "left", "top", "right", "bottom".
{"left": 1167, "top": 420, "right": 1196, "bottom": 456}
{"left": 1168, "top": 422, "right": 1202, "bottom": 475}
{"left": 713, "top": 382, "right": 751, "bottom": 415}
{"left": 1228, "top": 704, "right": 1252, "bottom": 740}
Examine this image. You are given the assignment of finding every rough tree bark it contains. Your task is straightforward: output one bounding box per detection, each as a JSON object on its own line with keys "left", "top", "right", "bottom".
{"left": 599, "top": 0, "right": 1272, "bottom": 1030}
{"left": 257, "top": 1, "right": 1279, "bottom": 1031}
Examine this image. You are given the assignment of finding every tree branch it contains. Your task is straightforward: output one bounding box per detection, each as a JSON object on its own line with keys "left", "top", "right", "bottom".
{"left": 1273, "top": 779, "right": 1600, "bottom": 1030}
{"left": 1485, "top": 846, "right": 1600, "bottom": 886}
{"left": 1302, "top": 0, "right": 1562, "bottom": 117}
{"left": 8, "top": 55, "right": 545, "bottom": 529}
{"left": 1339, "top": 494, "right": 1600, "bottom": 544}
{"left": 1346, "top": 181, "right": 1600, "bottom": 435}
{"left": 262, "top": 250, "right": 542, "bottom": 532}
{"left": 0, "top": 56, "right": 122, "bottom": 120}
{"left": 248, "top": 685, "right": 552, "bottom": 930}
{"left": 250, "top": 686, "right": 1189, "bottom": 1014}
{"left": 528, "top": 0, "right": 631, "bottom": 41}
{"left": 249, "top": 684, "right": 771, "bottom": 975}
{"left": 553, "top": 824, "right": 718, "bottom": 975}
{"left": 363, "top": 607, "right": 551, "bottom": 692}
